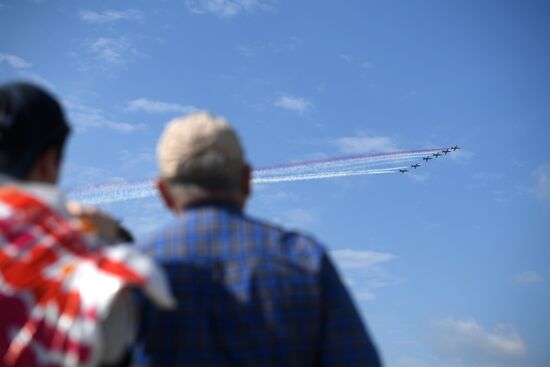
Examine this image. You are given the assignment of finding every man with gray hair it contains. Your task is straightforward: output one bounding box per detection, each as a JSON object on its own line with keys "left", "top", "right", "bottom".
{"left": 134, "top": 112, "right": 382, "bottom": 366}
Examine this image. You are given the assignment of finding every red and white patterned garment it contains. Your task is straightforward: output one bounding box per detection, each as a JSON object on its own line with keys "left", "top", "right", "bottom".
{"left": 0, "top": 186, "right": 175, "bottom": 367}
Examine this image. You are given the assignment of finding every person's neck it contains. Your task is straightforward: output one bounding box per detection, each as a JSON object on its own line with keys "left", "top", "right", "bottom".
{"left": 0, "top": 174, "right": 68, "bottom": 216}
{"left": 180, "top": 194, "right": 244, "bottom": 212}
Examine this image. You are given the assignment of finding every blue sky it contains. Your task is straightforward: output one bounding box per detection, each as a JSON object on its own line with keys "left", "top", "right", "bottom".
{"left": 1, "top": 0, "right": 549, "bottom": 366}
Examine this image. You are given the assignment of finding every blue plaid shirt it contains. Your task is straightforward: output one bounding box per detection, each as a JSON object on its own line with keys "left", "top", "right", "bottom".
{"left": 133, "top": 201, "right": 382, "bottom": 367}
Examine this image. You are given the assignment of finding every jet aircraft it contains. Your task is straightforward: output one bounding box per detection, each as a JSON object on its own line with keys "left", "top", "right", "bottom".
{"left": 399, "top": 169, "right": 408, "bottom": 173}
{"left": 433, "top": 152, "right": 442, "bottom": 158}
{"left": 411, "top": 164, "right": 420, "bottom": 169}
{"left": 451, "top": 145, "right": 460, "bottom": 151}
{"left": 442, "top": 149, "right": 451, "bottom": 154}
{"left": 423, "top": 156, "right": 432, "bottom": 162}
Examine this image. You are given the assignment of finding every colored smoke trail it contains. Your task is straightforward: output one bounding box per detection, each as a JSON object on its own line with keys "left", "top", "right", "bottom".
{"left": 68, "top": 148, "right": 443, "bottom": 205}
{"left": 253, "top": 167, "right": 404, "bottom": 184}
{"left": 254, "top": 148, "right": 441, "bottom": 173}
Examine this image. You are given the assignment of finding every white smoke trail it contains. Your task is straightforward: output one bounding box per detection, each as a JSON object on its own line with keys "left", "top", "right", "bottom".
{"left": 253, "top": 167, "right": 403, "bottom": 184}
{"left": 71, "top": 181, "right": 156, "bottom": 205}
{"left": 255, "top": 151, "right": 428, "bottom": 175}
{"left": 68, "top": 149, "right": 441, "bottom": 204}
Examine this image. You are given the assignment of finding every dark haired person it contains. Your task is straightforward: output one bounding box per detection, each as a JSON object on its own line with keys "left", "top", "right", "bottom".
{"left": 0, "top": 82, "right": 175, "bottom": 367}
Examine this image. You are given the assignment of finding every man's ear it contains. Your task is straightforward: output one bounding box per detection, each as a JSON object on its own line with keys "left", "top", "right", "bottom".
{"left": 156, "top": 179, "right": 176, "bottom": 211}
{"left": 241, "top": 164, "right": 251, "bottom": 200}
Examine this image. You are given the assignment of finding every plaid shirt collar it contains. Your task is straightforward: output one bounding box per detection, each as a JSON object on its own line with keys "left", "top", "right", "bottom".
{"left": 183, "top": 198, "right": 243, "bottom": 213}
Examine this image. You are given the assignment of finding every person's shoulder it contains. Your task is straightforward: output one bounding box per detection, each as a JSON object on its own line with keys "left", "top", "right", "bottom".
{"left": 243, "top": 213, "right": 327, "bottom": 270}
{"left": 136, "top": 217, "right": 187, "bottom": 257}
{"left": 244, "top": 212, "right": 322, "bottom": 244}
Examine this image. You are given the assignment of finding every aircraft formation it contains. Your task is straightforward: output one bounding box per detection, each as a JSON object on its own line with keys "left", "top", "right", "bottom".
{"left": 399, "top": 145, "right": 460, "bottom": 173}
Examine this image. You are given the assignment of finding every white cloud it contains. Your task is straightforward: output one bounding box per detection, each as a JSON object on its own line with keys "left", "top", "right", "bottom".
{"left": 62, "top": 163, "right": 118, "bottom": 188}
{"left": 285, "top": 208, "right": 316, "bottom": 227}
{"left": 431, "top": 318, "right": 526, "bottom": 365}
{"left": 331, "top": 248, "right": 398, "bottom": 301}
{"left": 80, "top": 9, "right": 143, "bottom": 24}
{"left": 17, "top": 71, "right": 56, "bottom": 91}
{"left": 409, "top": 171, "right": 430, "bottom": 183}
{"left": 354, "top": 288, "right": 376, "bottom": 301}
{"left": 274, "top": 95, "right": 312, "bottom": 114}
{"left": 447, "top": 148, "right": 474, "bottom": 164}
{"left": 283, "top": 37, "right": 302, "bottom": 51}
{"left": 126, "top": 98, "right": 196, "bottom": 115}
{"left": 236, "top": 45, "right": 256, "bottom": 57}
{"left": 339, "top": 54, "right": 373, "bottom": 69}
{"left": 0, "top": 52, "right": 55, "bottom": 90}
{"left": 513, "top": 271, "right": 543, "bottom": 285}
{"left": 335, "top": 135, "right": 398, "bottom": 154}
{"left": 533, "top": 163, "right": 550, "bottom": 202}
{"left": 237, "top": 37, "right": 302, "bottom": 57}
{"left": 65, "top": 101, "right": 145, "bottom": 133}
{"left": 0, "top": 52, "right": 31, "bottom": 69}
{"left": 362, "top": 61, "right": 373, "bottom": 69}
{"left": 185, "top": 0, "right": 275, "bottom": 18}
{"left": 340, "top": 54, "right": 354, "bottom": 63}
{"left": 118, "top": 148, "right": 155, "bottom": 169}
{"left": 264, "top": 37, "right": 302, "bottom": 53}
{"left": 394, "top": 356, "right": 432, "bottom": 367}
{"left": 87, "top": 37, "right": 133, "bottom": 65}
{"left": 331, "top": 249, "right": 395, "bottom": 270}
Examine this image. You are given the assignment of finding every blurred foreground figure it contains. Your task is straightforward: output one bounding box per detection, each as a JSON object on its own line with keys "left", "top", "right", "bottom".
{"left": 134, "top": 112, "right": 382, "bottom": 366}
{"left": 0, "top": 82, "right": 176, "bottom": 367}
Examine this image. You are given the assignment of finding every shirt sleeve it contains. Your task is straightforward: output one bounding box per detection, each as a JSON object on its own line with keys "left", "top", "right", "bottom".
{"left": 318, "top": 252, "right": 383, "bottom": 367}
{"left": 97, "top": 288, "right": 139, "bottom": 366}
